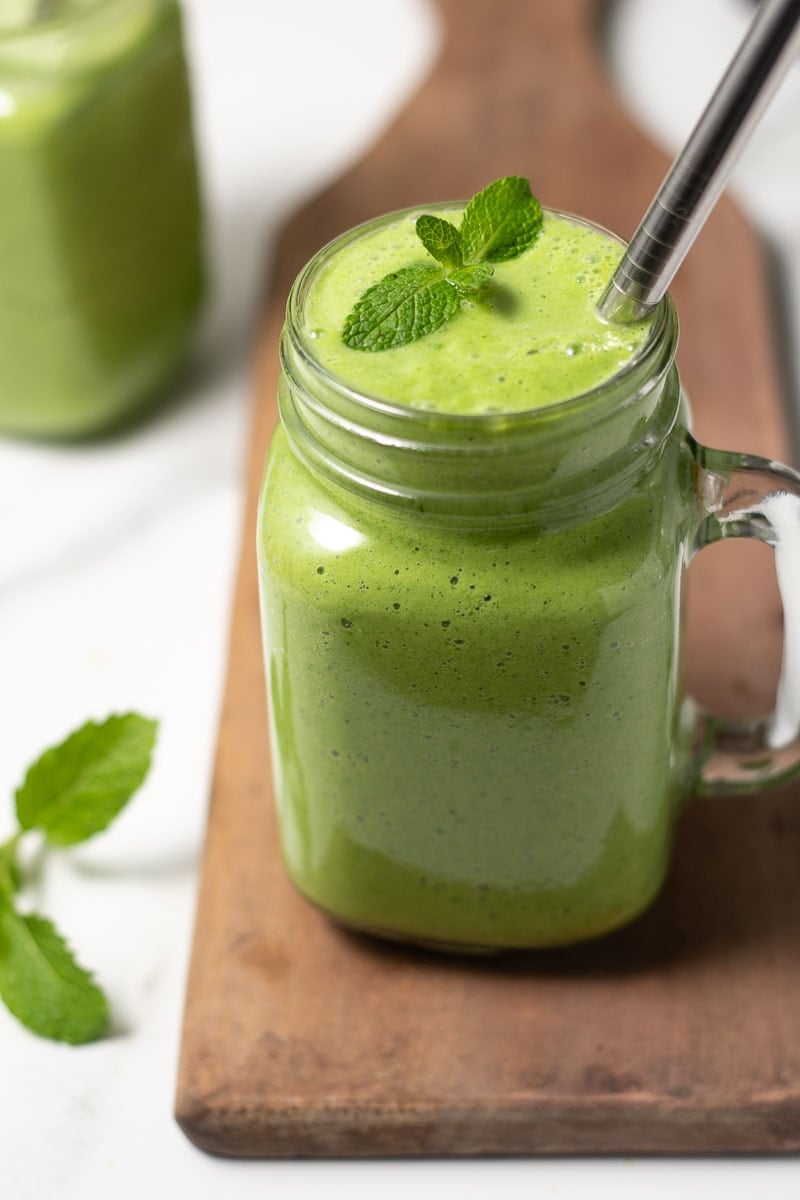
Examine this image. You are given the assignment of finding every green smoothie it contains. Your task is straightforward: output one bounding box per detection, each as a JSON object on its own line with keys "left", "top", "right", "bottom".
{"left": 0, "top": 0, "right": 203, "bottom": 437}
{"left": 305, "top": 210, "right": 651, "bottom": 414}
{"left": 259, "top": 204, "right": 695, "bottom": 950}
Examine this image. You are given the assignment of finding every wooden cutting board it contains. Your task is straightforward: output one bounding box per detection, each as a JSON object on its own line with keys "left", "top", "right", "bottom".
{"left": 175, "top": 0, "right": 800, "bottom": 1155}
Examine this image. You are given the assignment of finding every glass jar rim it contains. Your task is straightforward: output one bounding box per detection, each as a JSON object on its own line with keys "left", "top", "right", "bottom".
{"left": 286, "top": 201, "right": 678, "bottom": 436}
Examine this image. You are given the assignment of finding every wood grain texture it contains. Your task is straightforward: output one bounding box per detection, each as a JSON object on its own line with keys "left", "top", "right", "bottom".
{"left": 175, "top": 0, "right": 799, "bottom": 1156}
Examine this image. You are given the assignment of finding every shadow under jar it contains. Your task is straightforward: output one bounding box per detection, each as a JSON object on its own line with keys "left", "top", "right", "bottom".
{"left": 258, "top": 205, "right": 800, "bottom": 952}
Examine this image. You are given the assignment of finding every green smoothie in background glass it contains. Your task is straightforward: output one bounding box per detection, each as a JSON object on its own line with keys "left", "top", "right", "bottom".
{"left": 258, "top": 178, "right": 800, "bottom": 951}
{"left": 0, "top": 0, "right": 203, "bottom": 438}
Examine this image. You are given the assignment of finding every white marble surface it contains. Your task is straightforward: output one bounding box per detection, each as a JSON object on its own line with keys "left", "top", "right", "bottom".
{"left": 1, "top": 1, "right": 799, "bottom": 1196}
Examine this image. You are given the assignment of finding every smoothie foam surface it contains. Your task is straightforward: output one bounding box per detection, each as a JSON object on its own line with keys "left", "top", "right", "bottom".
{"left": 303, "top": 210, "right": 654, "bottom": 416}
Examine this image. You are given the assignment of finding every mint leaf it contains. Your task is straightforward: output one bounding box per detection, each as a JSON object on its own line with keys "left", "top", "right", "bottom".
{"left": 342, "top": 264, "right": 459, "bottom": 352}
{"left": 460, "top": 176, "right": 543, "bottom": 264}
{"left": 448, "top": 263, "right": 495, "bottom": 295}
{"left": 0, "top": 839, "right": 20, "bottom": 896}
{"left": 415, "top": 215, "right": 463, "bottom": 269}
{"left": 0, "top": 901, "right": 108, "bottom": 1044}
{"left": 15, "top": 713, "right": 157, "bottom": 847}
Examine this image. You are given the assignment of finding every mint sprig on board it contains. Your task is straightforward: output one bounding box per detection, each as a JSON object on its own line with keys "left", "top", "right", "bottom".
{"left": 0, "top": 713, "right": 157, "bottom": 1044}
{"left": 342, "top": 176, "right": 543, "bottom": 352}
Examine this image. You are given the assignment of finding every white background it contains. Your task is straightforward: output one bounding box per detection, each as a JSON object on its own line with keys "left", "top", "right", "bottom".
{"left": 1, "top": 1, "right": 799, "bottom": 1196}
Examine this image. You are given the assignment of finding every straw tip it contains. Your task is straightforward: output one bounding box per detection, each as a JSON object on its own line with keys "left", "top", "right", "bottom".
{"left": 596, "top": 281, "right": 655, "bottom": 325}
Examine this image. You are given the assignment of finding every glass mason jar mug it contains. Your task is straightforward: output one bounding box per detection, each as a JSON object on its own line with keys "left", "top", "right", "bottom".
{"left": 258, "top": 207, "right": 800, "bottom": 952}
{"left": 0, "top": 0, "right": 204, "bottom": 438}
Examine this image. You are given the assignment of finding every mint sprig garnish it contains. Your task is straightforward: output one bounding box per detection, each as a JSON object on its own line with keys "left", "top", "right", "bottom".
{"left": 342, "top": 175, "right": 543, "bottom": 352}
{"left": 0, "top": 713, "right": 157, "bottom": 1044}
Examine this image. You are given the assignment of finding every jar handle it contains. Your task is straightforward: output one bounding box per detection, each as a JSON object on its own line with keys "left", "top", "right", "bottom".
{"left": 690, "top": 440, "right": 800, "bottom": 792}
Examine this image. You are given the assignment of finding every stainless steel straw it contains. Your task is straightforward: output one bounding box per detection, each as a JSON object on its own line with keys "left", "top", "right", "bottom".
{"left": 598, "top": 0, "right": 800, "bottom": 324}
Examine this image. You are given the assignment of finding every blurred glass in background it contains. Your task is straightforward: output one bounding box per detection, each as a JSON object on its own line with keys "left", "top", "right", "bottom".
{"left": 0, "top": 0, "right": 203, "bottom": 439}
